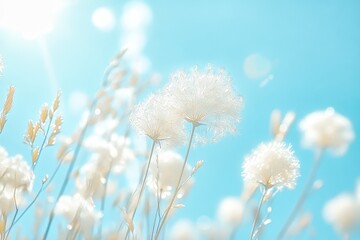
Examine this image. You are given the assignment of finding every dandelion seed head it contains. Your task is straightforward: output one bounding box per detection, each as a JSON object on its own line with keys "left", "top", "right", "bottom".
{"left": 299, "top": 108, "right": 354, "bottom": 155}
{"left": 217, "top": 197, "right": 244, "bottom": 227}
{"left": 130, "top": 93, "right": 185, "bottom": 147}
{"left": 166, "top": 66, "right": 243, "bottom": 142}
{"left": 323, "top": 193, "right": 360, "bottom": 235}
{"left": 242, "top": 141, "right": 300, "bottom": 190}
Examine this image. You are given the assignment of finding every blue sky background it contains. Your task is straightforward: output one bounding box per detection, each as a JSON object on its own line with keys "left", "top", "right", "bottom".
{"left": 1, "top": 0, "right": 359, "bottom": 239}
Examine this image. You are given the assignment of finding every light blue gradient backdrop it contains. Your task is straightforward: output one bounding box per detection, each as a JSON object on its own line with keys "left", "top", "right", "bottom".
{"left": 1, "top": 0, "right": 359, "bottom": 239}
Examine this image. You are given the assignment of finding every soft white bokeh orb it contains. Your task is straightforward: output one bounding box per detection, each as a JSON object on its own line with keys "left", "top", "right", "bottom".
{"left": 121, "top": 1, "right": 152, "bottom": 31}
{"left": 92, "top": 7, "right": 115, "bottom": 32}
{"left": 243, "top": 53, "right": 272, "bottom": 80}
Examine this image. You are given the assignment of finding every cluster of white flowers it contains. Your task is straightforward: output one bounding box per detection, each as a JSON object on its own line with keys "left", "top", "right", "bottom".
{"left": 299, "top": 108, "right": 354, "bottom": 155}
{"left": 242, "top": 141, "right": 300, "bottom": 190}
{"left": 0, "top": 146, "right": 34, "bottom": 214}
{"left": 147, "top": 150, "right": 193, "bottom": 199}
{"left": 323, "top": 182, "right": 360, "bottom": 236}
{"left": 54, "top": 193, "right": 102, "bottom": 236}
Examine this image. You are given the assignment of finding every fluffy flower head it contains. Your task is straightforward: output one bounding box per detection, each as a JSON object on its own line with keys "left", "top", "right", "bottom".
{"left": 299, "top": 108, "right": 354, "bottom": 155}
{"left": 217, "top": 197, "right": 244, "bottom": 227}
{"left": 242, "top": 141, "right": 300, "bottom": 190}
{"left": 323, "top": 193, "right": 360, "bottom": 235}
{"left": 166, "top": 66, "right": 243, "bottom": 142}
{"left": 130, "top": 93, "right": 185, "bottom": 147}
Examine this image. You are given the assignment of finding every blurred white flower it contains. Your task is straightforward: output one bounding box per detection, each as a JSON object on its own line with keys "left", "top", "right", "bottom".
{"left": 242, "top": 141, "right": 300, "bottom": 190}
{"left": 169, "top": 219, "right": 197, "bottom": 240}
{"left": 299, "top": 108, "right": 354, "bottom": 155}
{"left": 0, "top": 187, "right": 25, "bottom": 214}
{"left": 0, "top": 147, "right": 34, "bottom": 191}
{"left": 84, "top": 134, "right": 135, "bottom": 174}
{"left": 197, "top": 217, "right": 231, "bottom": 240}
{"left": 78, "top": 134, "right": 135, "bottom": 198}
{"left": 147, "top": 150, "right": 193, "bottom": 199}
{"left": 166, "top": 66, "right": 243, "bottom": 142}
{"left": 217, "top": 197, "right": 244, "bottom": 227}
{"left": 130, "top": 93, "right": 185, "bottom": 146}
{"left": 323, "top": 193, "right": 360, "bottom": 235}
{"left": 54, "top": 193, "right": 102, "bottom": 233}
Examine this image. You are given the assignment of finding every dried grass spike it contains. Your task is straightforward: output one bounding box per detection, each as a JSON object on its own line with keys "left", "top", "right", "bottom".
{"left": 3, "top": 86, "right": 15, "bottom": 114}
{"left": 0, "top": 115, "right": 6, "bottom": 133}
{"left": 32, "top": 147, "right": 40, "bottom": 165}
{"left": 39, "top": 104, "right": 49, "bottom": 123}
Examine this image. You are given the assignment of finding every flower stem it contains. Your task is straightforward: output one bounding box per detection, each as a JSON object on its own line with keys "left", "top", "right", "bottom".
{"left": 125, "top": 139, "right": 156, "bottom": 239}
{"left": 250, "top": 186, "right": 267, "bottom": 240}
{"left": 154, "top": 124, "right": 196, "bottom": 240}
{"left": 277, "top": 150, "right": 323, "bottom": 240}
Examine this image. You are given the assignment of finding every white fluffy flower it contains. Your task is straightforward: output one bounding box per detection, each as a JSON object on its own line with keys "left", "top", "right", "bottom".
{"left": 299, "top": 108, "right": 354, "bottom": 155}
{"left": 217, "top": 197, "right": 244, "bottom": 227}
{"left": 54, "top": 194, "right": 102, "bottom": 232}
{"left": 323, "top": 193, "right": 360, "bottom": 235}
{"left": 0, "top": 147, "right": 34, "bottom": 191}
{"left": 147, "top": 150, "right": 193, "bottom": 199}
{"left": 242, "top": 141, "right": 300, "bottom": 190}
{"left": 130, "top": 93, "right": 185, "bottom": 146}
{"left": 169, "top": 219, "right": 197, "bottom": 240}
{"left": 166, "top": 66, "right": 243, "bottom": 142}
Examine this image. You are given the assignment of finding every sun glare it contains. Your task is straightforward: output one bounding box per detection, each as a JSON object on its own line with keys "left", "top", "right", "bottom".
{"left": 0, "top": 0, "right": 65, "bottom": 40}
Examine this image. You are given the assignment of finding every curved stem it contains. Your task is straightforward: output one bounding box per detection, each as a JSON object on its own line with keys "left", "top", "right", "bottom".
{"left": 125, "top": 140, "right": 156, "bottom": 239}
{"left": 250, "top": 186, "right": 267, "bottom": 240}
{"left": 154, "top": 124, "right": 196, "bottom": 240}
{"left": 277, "top": 150, "right": 323, "bottom": 240}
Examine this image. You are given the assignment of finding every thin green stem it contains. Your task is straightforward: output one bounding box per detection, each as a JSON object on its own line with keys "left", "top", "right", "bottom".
{"left": 155, "top": 124, "right": 196, "bottom": 240}
{"left": 277, "top": 150, "right": 323, "bottom": 240}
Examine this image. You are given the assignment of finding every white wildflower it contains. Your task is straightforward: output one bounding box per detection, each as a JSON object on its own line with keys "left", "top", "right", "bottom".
{"left": 54, "top": 193, "right": 102, "bottom": 234}
{"left": 130, "top": 93, "right": 185, "bottom": 146}
{"left": 242, "top": 141, "right": 300, "bottom": 190}
{"left": 0, "top": 147, "right": 34, "bottom": 191}
{"left": 166, "top": 66, "right": 243, "bottom": 142}
{"left": 147, "top": 150, "right": 193, "bottom": 199}
{"left": 299, "top": 108, "right": 354, "bottom": 155}
{"left": 323, "top": 193, "right": 360, "bottom": 235}
{"left": 217, "top": 197, "right": 244, "bottom": 227}
{"left": 169, "top": 219, "right": 197, "bottom": 240}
